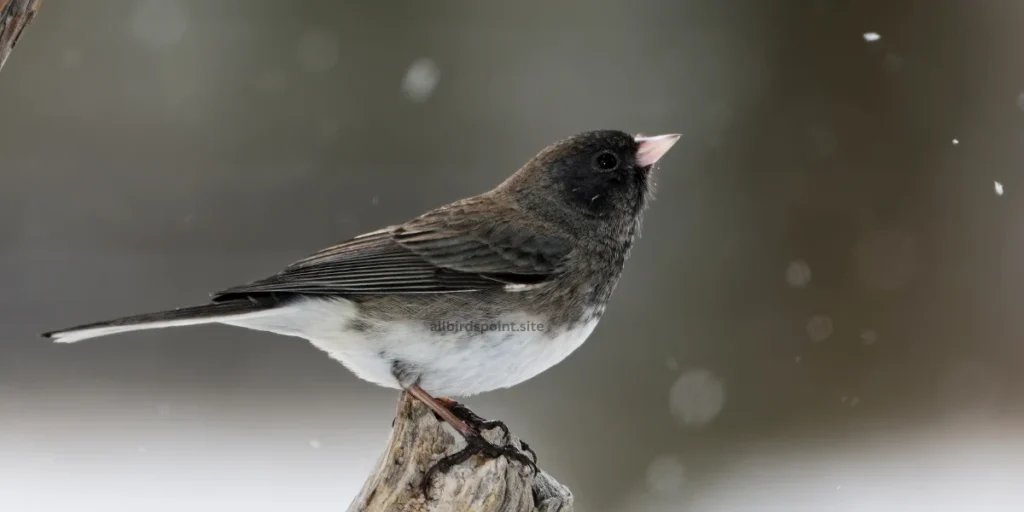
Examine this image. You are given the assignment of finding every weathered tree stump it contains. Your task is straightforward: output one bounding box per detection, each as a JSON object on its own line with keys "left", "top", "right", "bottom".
{"left": 0, "top": 0, "right": 41, "bottom": 73}
{"left": 348, "top": 392, "right": 573, "bottom": 512}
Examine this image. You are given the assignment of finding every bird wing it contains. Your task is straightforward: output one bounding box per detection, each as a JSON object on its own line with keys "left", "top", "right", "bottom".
{"left": 211, "top": 198, "right": 573, "bottom": 299}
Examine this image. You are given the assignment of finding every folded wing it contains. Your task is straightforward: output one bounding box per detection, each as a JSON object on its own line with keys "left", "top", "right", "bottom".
{"left": 211, "top": 198, "right": 573, "bottom": 299}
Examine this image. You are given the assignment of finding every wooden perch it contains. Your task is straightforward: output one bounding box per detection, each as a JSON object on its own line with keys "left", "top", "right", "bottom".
{"left": 0, "top": 0, "right": 41, "bottom": 73}
{"left": 348, "top": 392, "right": 573, "bottom": 511}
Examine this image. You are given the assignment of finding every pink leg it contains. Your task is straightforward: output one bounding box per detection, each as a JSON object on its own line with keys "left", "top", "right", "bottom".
{"left": 407, "top": 384, "right": 476, "bottom": 437}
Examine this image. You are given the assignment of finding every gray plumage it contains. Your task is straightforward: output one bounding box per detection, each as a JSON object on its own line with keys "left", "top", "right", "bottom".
{"left": 42, "top": 130, "right": 680, "bottom": 397}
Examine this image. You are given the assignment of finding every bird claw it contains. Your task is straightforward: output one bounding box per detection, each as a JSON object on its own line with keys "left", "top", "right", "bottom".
{"left": 441, "top": 399, "right": 538, "bottom": 464}
{"left": 420, "top": 399, "right": 539, "bottom": 496}
{"left": 421, "top": 429, "right": 540, "bottom": 495}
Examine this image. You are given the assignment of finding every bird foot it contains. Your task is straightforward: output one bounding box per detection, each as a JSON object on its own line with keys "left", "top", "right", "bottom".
{"left": 421, "top": 427, "right": 539, "bottom": 495}
{"left": 437, "top": 398, "right": 538, "bottom": 463}
{"left": 421, "top": 398, "right": 539, "bottom": 495}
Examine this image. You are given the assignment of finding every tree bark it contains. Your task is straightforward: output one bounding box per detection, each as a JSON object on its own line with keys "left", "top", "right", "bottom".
{"left": 0, "top": 0, "right": 41, "bottom": 73}
{"left": 348, "top": 392, "right": 574, "bottom": 512}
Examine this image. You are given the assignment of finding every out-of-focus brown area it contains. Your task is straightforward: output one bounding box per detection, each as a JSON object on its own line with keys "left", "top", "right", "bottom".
{"left": 2, "top": 1, "right": 1023, "bottom": 511}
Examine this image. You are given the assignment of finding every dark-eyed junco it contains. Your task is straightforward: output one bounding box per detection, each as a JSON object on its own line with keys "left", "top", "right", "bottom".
{"left": 43, "top": 129, "right": 679, "bottom": 480}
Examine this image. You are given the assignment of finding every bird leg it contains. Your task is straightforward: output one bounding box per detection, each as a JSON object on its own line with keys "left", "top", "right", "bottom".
{"left": 406, "top": 384, "right": 475, "bottom": 437}
{"left": 407, "top": 385, "right": 538, "bottom": 495}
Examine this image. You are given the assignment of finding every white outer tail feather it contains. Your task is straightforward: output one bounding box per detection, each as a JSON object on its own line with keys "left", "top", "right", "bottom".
{"left": 45, "top": 305, "right": 302, "bottom": 344}
{"left": 48, "top": 316, "right": 226, "bottom": 343}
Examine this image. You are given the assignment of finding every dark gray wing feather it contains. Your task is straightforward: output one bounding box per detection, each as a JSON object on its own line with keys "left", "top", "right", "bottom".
{"left": 211, "top": 200, "right": 572, "bottom": 299}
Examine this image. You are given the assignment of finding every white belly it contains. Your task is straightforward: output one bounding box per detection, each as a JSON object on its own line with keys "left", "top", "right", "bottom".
{"left": 223, "top": 297, "right": 601, "bottom": 397}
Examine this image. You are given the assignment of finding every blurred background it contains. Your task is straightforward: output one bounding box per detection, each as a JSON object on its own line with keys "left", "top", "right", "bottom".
{"left": 2, "top": 0, "right": 1024, "bottom": 510}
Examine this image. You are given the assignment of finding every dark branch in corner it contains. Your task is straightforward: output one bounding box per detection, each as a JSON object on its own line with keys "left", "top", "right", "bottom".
{"left": 0, "top": 0, "right": 42, "bottom": 73}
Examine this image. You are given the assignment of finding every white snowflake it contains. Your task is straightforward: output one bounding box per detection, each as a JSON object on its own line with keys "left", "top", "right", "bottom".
{"left": 669, "top": 369, "right": 726, "bottom": 427}
{"left": 401, "top": 58, "right": 441, "bottom": 102}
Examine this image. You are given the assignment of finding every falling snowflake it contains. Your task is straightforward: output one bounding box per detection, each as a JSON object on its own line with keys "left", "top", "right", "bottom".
{"left": 806, "top": 315, "right": 834, "bottom": 342}
{"left": 785, "top": 259, "right": 812, "bottom": 288}
{"left": 132, "top": 0, "right": 189, "bottom": 50}
{"left": 645, "top": 455, "right": 687, "bottom": 496}
{"left": 862, "top": 32, "right": 881, "bottom": 42}
{"left": 861, "top": 329, "right": 878, "bottom": 345}
{"left": 669, "top": 369, "right": 726, "bottom": 427}
{"left": 665, "top": 357, "right": 679, "bottom": 371}
{"left": 401, "top": 58, "right": 441, "bottom": 102}
{"left": 994, "top": 181, "right": 1004, "bottom": 196}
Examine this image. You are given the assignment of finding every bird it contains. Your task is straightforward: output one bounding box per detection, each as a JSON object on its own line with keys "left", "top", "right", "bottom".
{"left": 42, "top": 129, "right": 680, "bottom": 481}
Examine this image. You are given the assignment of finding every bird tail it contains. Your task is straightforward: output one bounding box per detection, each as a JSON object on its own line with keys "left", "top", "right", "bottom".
{"left": 42, "top": 299, "right": 281, "bottom": 343}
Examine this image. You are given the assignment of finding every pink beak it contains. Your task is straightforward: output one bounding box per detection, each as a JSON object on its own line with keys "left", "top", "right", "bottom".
{"left": 635, "top": 134, "right": 681, "bottom": 167}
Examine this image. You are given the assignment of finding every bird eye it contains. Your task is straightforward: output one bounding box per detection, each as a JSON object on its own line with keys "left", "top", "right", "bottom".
{"left": 593, "top": 151, "right": 619, "bottom": 171}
